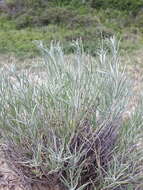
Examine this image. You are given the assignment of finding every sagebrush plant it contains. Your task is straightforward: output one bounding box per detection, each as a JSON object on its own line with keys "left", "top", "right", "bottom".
{"left": 0, "top": 37, "right": 143, "bottom": 190}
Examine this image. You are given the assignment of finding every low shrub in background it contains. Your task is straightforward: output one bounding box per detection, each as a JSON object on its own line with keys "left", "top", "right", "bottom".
{"left": 0, "top": 38, "right": 143, "bottom": 189}
{"left": 5, "top": 0, "right": 143, "bottom": 12}
{"left": 90, "top": 0, "right": 143, "bottom": 13}
{"left": 5, "top": 0, "right": 44, "bottom": 9}
{"left": 14, "top": 7, "right": 99, "bottom": 29}
{"left": 0, "top": 0, "right": 142, "bottom": 58}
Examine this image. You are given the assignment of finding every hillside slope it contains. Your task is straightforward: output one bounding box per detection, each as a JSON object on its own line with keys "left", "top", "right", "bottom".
{"left": 0, "top": 0, "right": 143, "bottom": 57}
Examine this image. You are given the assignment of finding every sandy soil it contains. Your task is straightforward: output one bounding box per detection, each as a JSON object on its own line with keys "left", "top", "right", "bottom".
{"left": 0, "top": 150, "right": 61, "bottom": 190}
{"left": 0, "top": 150, "right": 24, "bottom": 190}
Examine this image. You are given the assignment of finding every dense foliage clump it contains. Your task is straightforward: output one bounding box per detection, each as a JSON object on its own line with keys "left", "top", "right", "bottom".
{"left": 0, "top": 38, "right": 143, "bottom": 189}
{"left": 90, "top": 0, "right": 143, "bottom": 13}
{"left": 5, "top": 0, "right": 143, "bottom": 12}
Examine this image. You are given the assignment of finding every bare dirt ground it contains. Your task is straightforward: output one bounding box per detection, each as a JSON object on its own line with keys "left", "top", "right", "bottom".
{"left": 0, "top": 51, "right": 143, "bottom": 190}
{"left": 0, "top": 149, "right": 23, "bottom": 190}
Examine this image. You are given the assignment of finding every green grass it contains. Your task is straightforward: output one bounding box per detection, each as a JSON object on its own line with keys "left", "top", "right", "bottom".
{"left": 0, "top": 4, "right": 143, "bottom": 58}
{"left": 0, "top": 22, "right": 109, "bottom": 57}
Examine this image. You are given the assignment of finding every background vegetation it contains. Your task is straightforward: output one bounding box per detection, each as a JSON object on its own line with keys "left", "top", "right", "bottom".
{"left": 0, "top": 0, "right": 143, "bottom": 57}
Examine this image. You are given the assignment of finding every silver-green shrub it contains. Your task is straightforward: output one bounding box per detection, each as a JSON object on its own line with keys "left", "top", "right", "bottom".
{"left": 0, "top": 37, "right": 142, "bottom": 190}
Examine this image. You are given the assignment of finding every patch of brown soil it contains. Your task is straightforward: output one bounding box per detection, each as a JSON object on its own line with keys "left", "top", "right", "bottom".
{"left": 0, "top": 150, "right": 24, "bottom": 190}
{"left": 0, "top": 54, "right": 43, "bottom": 70}
{"left": 0, "top": 150, "right": 61, "bottom": 190}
